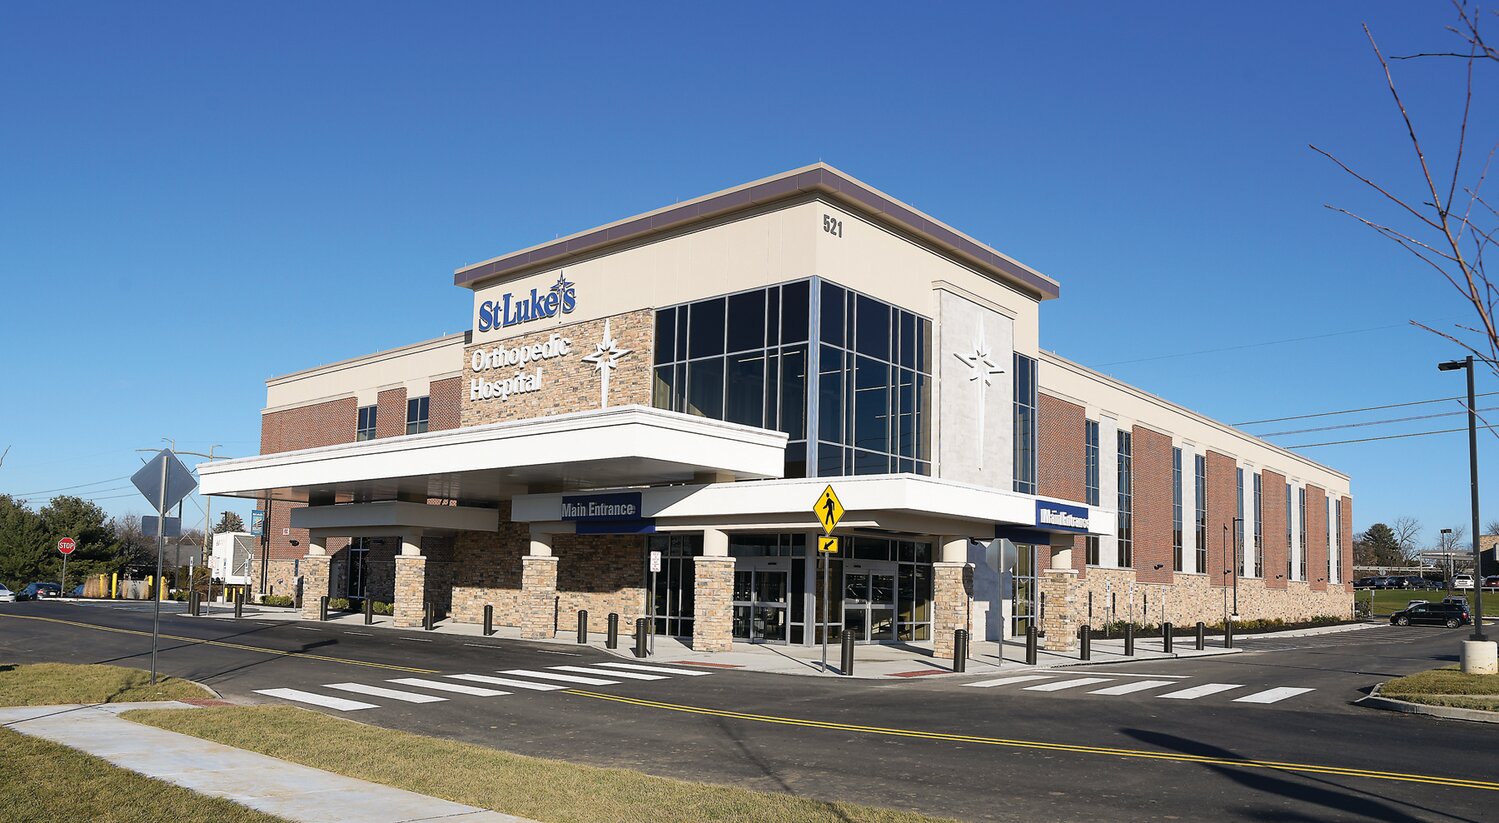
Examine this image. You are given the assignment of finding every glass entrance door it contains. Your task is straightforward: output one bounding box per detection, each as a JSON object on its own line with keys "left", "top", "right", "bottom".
{"left": 732, "top": 562, "right": 790, "bottom": 643}
{"left": 1011, "top": 543, "right": 1038, "bottom": 636}
{"left": 842, "top": 560, "right": 898, "bottom": 642}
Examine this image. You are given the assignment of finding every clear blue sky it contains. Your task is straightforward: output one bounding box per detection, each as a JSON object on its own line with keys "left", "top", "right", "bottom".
{"left": 1, "top": 2, "right": 1494, "bottom": 549}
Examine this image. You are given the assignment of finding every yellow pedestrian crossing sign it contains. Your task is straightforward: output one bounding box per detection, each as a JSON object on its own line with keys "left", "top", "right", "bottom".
{"left": 814, "top": 485, "right": 844, "bottom": 533}
{"left": 818, "top": 535, "right": 839, "bottom": 554}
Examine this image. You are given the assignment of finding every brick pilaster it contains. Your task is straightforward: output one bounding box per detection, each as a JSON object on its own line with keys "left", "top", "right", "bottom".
{"left": 1263, "top": 470, "right": 1288, "bottom": 589}
{"left": 520, "top": 556, "right": 558, "bottom": 639}
{"left": 1307, "top": 486, "right": 1328, "bottom": 592}
{"left": 394, "top": 555, "right": 427, "bottom": 628}
{"left": 932, "top": 562, "right": 973, "bottom": 659}
{"left": 300, "top": 555, "right": 331, "bottom": 620}
{"left": 691, "top": 557, "right": 734, "bottom": 652}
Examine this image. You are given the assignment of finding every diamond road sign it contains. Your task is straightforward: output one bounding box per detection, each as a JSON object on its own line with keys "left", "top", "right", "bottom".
{"left": 813, "top": 485, "right": 844, "bottom": 533}
{"left": 132, "top": 450, "right": 197, "bottom": 514}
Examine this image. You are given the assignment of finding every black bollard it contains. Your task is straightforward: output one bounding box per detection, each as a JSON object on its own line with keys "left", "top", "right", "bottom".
{"left": 606, "top": 613, "right": 619, "bottom": 649}
{"left": 841, "top": 629, "right": 856, "bottom": 676}
{"left": 1224, "top": 619, "right": 1234, "bottom": 648}
{"left": 424, "top": 601, "right": 434, "bottom": 631}
{"left": 634, "top": 617, "right": 649, "bottom": 658}
{"left": 1025, "top": 625, "right": 1038, "bottom": 665}
{"left": 1079, "top": 625, "right": 1091, "bottom": 660}
{"left": 319, "top": 595, "right": 329, "bottom": 622}
{"left": 577, "top": 610, "right": 589, "bottom": 644}
{"left": 188, "top": 591, "right": 197, "bottom": 616}
{"left": 234, "top": 590, "right": 243, "bottom": 619}
{"left": 951, "top": 629, "right": 967, "bottom": 673}
{"left": 483, "top": 604, "right": 494, "bottom": 636}
{"left": 364, "top": 596, "right": 373, "bottom": 625}
{"left": 294, "top": 579, "right": 303, "bottom": 612}
{"left": 1196, "top": 621, "right": 1206, "bottom": 650}
{"left": 1163, "top": 622, "right": 1174, "bottom": 654}
{"left": 1124, "top": 623, "right": 1135, "bottom": 656}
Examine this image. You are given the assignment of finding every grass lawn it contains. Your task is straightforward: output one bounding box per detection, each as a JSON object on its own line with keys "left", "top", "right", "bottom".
{"left": 1357, "top": 589, "right": 1499, "bottom": 617}
{"left": 127, "top": 705, "right": 960, "bottom": 823}
{"left": 0, "top": 662, "right": 211, "bottom": 706}
{"left": 1381, "top": 666, "right": 1499, "bottom": 712}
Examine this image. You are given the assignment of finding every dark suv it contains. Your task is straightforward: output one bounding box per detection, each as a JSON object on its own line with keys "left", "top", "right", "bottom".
{"left": 1390, "top": 601, "right": 1472, "bottom": 628}
{"left": 16, "top": 582, "right": 61, "bottom": 601}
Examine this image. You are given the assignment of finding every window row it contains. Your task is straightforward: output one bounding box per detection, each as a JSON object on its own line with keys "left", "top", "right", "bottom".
{"left": 354, "top": 396, "right": 431, "bottom": 442}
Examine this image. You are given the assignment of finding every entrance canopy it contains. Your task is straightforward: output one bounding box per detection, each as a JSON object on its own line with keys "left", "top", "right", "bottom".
{"left": 199, "top": 405, "right": 789, "bottom": 506}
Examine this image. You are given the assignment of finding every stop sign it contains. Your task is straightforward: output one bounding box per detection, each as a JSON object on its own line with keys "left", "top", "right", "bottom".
{"left": 57, "top": 537, "right": 76, "bottom": 555}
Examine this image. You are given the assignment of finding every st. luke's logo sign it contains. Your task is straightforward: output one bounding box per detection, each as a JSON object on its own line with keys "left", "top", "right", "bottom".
{"left": 476, "top": 273, "right": 577, "bottom": 332}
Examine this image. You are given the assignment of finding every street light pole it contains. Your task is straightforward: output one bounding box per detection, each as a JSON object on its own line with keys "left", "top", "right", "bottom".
{"left": 1439, "top": 355, "right": 1486, "bottom": 642}
{"left": 1441, "top": 528, "right": 1454, "bottom": 591}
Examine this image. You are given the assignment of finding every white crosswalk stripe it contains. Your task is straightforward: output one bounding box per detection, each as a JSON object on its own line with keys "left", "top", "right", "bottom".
{"left": 324, "top": 683, "right": 447, "bottom": 703}
{"left": 594, "top": 662, "right": 714, "bottom": 676}
{"left": 964, "top": 675, "right": 1056, "bottom": 688}
{"left": 1023, "top": 677, "right": 1112, "bottom": 692}
{"left": 550, "top": 665, "right": 667, "bottom": 681}
{"left": 254, "top": 688, "right": 376, "bottom": 711}
{"left": 1233, "top": 686, "right": 1316, "bottom": 704}
{"left": 499, "top": 669, "right": 619, "bottom": 685}
{"left": 1158, "top": 683, "right": 1243, "bottom": 700}
{"left": 387, "top": 678, "right": 508, "bottom": 696}
{"left": 447, "top": 674, "right": 567, "bottom": 691}
{"left": 1088, "top": 679, "right": 1177, "bottom": 695}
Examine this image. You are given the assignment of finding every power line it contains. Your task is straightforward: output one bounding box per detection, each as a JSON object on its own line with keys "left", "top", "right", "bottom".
{"left": 1259, "top": 406, "right": 1499, "bottom": 437}
{"left": 1234, "top": 391, "right": 1499, "bottom": 426}
{"left": 1289, "top": 425, "right": 1497, "bottom": 449}
{"left": 8, "top": 475, "right": 130, "bottom": 496}
{"left": 1095, "top": 323, "right": 1408, "bottom": 367}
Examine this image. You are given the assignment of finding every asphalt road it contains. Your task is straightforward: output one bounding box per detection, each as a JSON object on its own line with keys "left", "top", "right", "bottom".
{"left": 3, "top": 600, "right": 1496, "bottom": 822}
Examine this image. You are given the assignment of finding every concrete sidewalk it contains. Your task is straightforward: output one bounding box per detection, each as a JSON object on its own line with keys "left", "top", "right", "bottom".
{"left": 0, "top": 702, "right": 534, "bottom": 823}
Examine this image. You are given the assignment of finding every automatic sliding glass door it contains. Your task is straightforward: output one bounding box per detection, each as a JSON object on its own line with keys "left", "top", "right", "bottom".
{"left": 842, "top": 560, "right": 898, "bottom": 642}
{"left": 732, "top": 560, "right": 790, "bottom": 643}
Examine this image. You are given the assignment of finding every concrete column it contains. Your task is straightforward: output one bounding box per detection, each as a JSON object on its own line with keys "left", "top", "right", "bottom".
{"left": 1049, "top": 534, "right": 1075, "bottom": 571}
{"left": 520, "top": 529, "right": 558, "bottom": 639}
{"left": 701, "top": 528, "right": 728, "bottom": 557}
{"left": 393, "top": 529, "right": 426, "bottom": 628}
{"left": 299, "top": 532, "right": 331, "bottom": 620}
{"left": 933, "top": 534, "right": 974, "bottom": 659}
{"left": 693, "top": 555, "right": 735, "bottom": 652}
{"left": 1040, "top": 568, "right": 1081, "bottom": 652}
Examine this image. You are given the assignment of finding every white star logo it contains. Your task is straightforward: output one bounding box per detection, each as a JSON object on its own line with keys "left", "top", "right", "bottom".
{"left": 581, "top": 318, "right": 632, "bottom": 408}
{"left": 953, "top": 325, "right": 1005, "bottom": 469}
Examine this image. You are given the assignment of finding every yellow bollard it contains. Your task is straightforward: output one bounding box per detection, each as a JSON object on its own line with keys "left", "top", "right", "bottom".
{"left": 111, "top": 572, "right": 118, "bottom": 599}
{"left": 147, "top": 575, "right": 154, "bottom": 601}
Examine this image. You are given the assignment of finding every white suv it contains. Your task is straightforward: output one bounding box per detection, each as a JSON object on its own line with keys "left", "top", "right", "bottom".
{"left": 1454, "top": 574, "right": 1475, "bottom": 590}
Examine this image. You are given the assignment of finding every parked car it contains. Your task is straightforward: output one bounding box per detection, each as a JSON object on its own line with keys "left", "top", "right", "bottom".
{"left": 1391, "top": 601, "right": 1472, "bottom": 628}
{"left": 1454, "top": 574, "right": 1475, "bottom": 590}
{"left": 1353, "top": 576, "right": 1380, "bottom": 590}
{"left": 67, "top": 584, "right": 84, "bottom": 597}
{"left": 0, "top": 584, "right": 14, "bottom": 602}
{"left": 15, "top": 582, "right": 61, "bottom": 601}
{"left": 1444, "top": 595, "right": 1472, "bottom": 608}
{"left": 1483, "top": 575, "right": 1499, "bottom": 590}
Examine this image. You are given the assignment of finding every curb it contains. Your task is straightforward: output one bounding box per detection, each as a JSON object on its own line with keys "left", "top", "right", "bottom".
{"left": 1357, "top": 683, "right": 1499, "bottom": 724}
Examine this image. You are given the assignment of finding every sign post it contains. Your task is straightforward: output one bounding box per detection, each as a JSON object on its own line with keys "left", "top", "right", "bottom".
{"left": 813, "top": 485, "right": 845, "bottom": 673}
{"left": 648, "top": 550, "right": 661, "bottom": 655}
{"left": 57, "top": 537, "right": 76, "bottom": 598}
{"left": 131, "top": 448, "right": 198, "bottom": 685}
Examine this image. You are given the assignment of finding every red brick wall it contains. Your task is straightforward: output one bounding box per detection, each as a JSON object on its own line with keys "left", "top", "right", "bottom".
{"left": 430, "top": 376, "right": 462, "bottom": 431}
{"left": 1132, "top": 426, "right": 1173, "bottom": 584}
{"left": 1262, "top": 470, "right": 1288, "bottom": 590}
{"left": 1306, "top": 485, "right": 1328, "bottom": 592}
{"left": 1340, "top": 496, "right": 1354, "bottom": 592}
{"left": 375, "top": 388, "right": 407, "bottom": 439}
{"left": 1205, "top": 451, "right": 1236, "bottom": 588}
{"left": 259, "top": 398, "right": 358, "bottom": 565}
{"left": 1038, "top": 393, "right": 1086, "bottom": 502}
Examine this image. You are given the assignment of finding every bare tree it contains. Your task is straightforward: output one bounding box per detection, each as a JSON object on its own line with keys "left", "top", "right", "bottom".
{"left": 1485, "top": 517, "right": 1499, "bottom": 535}
{"left": 1438, "top": 524, "right": 1470, "bottom": 553}
{"left": 1313, "top": 2, "right": 1499, "bottom": 374}
{"left": 1393, "top": 516, "right": 1424, "bottom": 559}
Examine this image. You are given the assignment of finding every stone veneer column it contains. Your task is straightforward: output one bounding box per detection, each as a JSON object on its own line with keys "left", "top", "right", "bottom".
{"left": 393, "top": 555, "right": 427, "bottom": 628}
{"left": 520, "top": 531, "right": 558, "bottom": 639}
{"left": 932, "top": 536, "right": 973, "bottom": 660}
{"left": 1040, "top": 569, "right": 1080, "bottom": 652}
{"left": 299, "top": 533, "right": 330, "bottom": 621}
{"left": 692, "top": 528, "right": 734, "bottom": 652}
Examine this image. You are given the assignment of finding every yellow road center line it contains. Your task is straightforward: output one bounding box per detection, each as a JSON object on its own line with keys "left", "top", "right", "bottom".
{"left": 0, "top": 612, "right": 437, "bottom": 674}
{"left": 563, "top": 689, "right": 1499, "bottom": 793}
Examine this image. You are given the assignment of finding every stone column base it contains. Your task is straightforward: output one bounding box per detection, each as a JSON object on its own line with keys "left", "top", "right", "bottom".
{"left": 1040, "top": 568, "right": 1080, "bottom": 652}
{"left": 932, "top": 561, "right": 973, "bottom": 660}
{"left": 393, "top": 555, "right": 427, "bottom": 628}
{"left": 692, "top": 556, "right": 735, "bottom": 652}
{"left": 299, "top": 555, "right": 331, "bottom": 621}
{"left": 520, "top": 556, "right": 559, "bottom": 639}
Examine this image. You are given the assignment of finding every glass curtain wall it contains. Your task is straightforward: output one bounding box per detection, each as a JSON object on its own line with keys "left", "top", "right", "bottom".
{"left": 1013, "top": 354, "right": 1037, "bottom": 494}
{"left": 645, "top": 534, "right": 700, "bottom": 637}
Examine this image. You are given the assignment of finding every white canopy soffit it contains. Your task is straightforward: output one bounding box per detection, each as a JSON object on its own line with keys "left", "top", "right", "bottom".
{"left": 199, "top": 405, "right": 789, "bottom": 505}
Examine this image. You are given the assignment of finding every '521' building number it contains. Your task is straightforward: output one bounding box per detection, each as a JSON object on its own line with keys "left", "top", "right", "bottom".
{"left": 822, "top": 214, "right": 844, "bottom": 238}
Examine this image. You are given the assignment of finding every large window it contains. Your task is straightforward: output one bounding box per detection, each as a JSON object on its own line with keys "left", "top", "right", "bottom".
{"left": 356, "top": 405, "right": 377, "bottom": 441}
{"left": 1331, "top": 499, "right": 1341, "bottom": 584}
{"left": 1117, "top": 430, "right": 1133, "bottom": 568}
{"left": 1084, "top": 420, "right": 1100, "bottom": 506}
{"left": 1195, "top": 454, "right": 1207, "bottom": 574}
{"left": 656, "top": 279, "right": 930, "bottom": 479}
{"left": 1253, "top": 471, "right": 1263, "bottom": 578}
{"left": 1172, "top": 447, "right": 1183, "bottom": 573}
{"left": 1286, "top": 482, "right": 1293, "bottom": 582}
{"left": 1013, "top": 353, "right": 1037, "bottom": 494}
{"left": 1298, "top": 487, "right": 1307, "bottom": 581}
{"left": 1236, "top": 467, "right": 1245, "bottom": 577}
{"left": 406, "top": 396, "right": 430, "bottom": 435}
